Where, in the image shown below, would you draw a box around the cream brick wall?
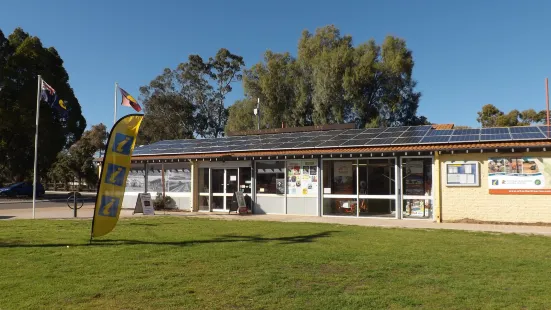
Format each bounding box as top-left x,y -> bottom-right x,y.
438,151 -> 551,223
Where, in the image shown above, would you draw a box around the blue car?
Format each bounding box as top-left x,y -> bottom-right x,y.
0,182 -> 45,197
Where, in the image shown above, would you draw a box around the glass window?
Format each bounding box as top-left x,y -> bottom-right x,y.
211,196 -> 224,209
403,199 -> 432,218
239,168 -> 252,194
147,164 -> 163,192
165,167 -> 191,193
402,158 -> 432,196
322,160 -> 356,195
358,199 -> 396,217
226,169 -> 238,193
126,168 -> 145,192
358,159 -> 396,196
287,160 -> 318,196
211,169 -> 224,193
256,161 -> 285,194
198,195 -> 209,211
199,168 -> 209,193
323,198 -> 357,216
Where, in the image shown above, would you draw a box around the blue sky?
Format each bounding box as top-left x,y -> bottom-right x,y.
1,0 -> 550,129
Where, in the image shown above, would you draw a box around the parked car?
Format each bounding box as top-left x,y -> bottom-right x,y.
0,182 -> 45,197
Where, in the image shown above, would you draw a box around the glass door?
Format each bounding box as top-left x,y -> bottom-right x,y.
401,157 -> 433,219
225,169 -> 238,210
211,169 -> 225,210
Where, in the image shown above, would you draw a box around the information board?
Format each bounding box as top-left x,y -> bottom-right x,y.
445,162 -> 479,186
235,191 -> 248,214
133,193 -> 155,215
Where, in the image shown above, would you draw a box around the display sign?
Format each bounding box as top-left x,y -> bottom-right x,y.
235,191 -> 248,214
287,160 -> 318,195
488,157 -> 551,194
446,162 -> 479,186
133,193 -> 155,215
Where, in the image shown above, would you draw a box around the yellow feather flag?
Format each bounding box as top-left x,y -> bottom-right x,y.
91,114 -> 143,238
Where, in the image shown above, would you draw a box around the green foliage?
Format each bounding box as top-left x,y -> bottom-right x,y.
477,104 -> 547,127
153,193 -> 175,210
0,27 -> 86,184
225,98 -> 258,133
47,124 -> 107,188
138,48 -> 244,144
232,25 -> 425,131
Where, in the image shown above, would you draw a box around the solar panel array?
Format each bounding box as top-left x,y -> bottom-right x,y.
133,125 -> 551,156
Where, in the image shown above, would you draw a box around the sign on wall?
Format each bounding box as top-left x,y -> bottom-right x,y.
287,160 -> 318,195
446,162 -> 479,186
488,157 -> 551,194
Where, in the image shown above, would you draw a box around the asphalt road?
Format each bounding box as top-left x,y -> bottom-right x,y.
0,191 -> 96,209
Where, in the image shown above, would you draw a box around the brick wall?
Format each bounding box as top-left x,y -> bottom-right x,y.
438,151 -> 551,223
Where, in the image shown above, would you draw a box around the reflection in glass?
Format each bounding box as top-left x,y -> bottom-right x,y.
358,199 -> 396,217
323,198 -> 357,216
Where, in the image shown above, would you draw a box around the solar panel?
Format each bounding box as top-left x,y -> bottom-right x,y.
277,142 -> 303,149
369,138 -> 398,145
425,130 -> 453,136
510,126 -> 541,134
375,132 -> 402,139
315,140 -> 343,148
479,134 -> 512,141
297,141 -> 323,148
354,133 -> 380,140
400,130 -> 428,137
453,129 -> 481,135
420,136 -> 451,143
511,132 -> 546,140
384,126 -> 409,133
340,139 -> 371,146
481,128 -> 510,135
538,126 -> 551,138
392,136 -> 423,145
449,135 -> 480,142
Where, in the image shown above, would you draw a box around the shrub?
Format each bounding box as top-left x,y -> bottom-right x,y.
153,193 -> 176,210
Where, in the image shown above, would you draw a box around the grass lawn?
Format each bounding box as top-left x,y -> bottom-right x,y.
1,217 -> 551,309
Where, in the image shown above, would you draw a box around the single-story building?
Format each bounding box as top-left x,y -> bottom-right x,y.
116,123 -> 551,224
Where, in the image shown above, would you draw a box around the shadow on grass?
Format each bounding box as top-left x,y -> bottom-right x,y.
0,231 -> 340,248
0,216 -> 15,219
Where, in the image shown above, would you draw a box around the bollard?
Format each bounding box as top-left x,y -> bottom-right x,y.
73,192 -> 77,218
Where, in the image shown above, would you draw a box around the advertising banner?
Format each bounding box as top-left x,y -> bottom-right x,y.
91,114 -> 143,238
488,157 -> 551,195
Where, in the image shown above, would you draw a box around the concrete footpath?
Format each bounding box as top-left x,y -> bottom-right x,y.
2,203 -> 551,237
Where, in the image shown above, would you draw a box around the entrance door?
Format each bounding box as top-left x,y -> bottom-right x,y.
401,157 -> 433,219
211,168 -> 238,211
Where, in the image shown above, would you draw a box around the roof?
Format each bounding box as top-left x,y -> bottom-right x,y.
130,125 -> 551,160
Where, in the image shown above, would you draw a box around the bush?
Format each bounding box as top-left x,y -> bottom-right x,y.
153,193 -> 176,210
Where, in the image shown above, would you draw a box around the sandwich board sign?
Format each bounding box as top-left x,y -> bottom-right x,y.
133,193 -> 155,215
235,191 -> 248,214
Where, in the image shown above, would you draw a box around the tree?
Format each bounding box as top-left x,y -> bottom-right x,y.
47,124 -> 107,189
0,28 -> 86,185
138,48 -> 244,144
476,104 -> 547,127
225,98 -> 258,133
230,25 -> 425,132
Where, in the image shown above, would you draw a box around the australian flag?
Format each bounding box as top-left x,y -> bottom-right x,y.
40,79 -> 68,119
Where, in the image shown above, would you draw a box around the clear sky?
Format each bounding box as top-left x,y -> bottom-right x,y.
1,0 -> 550,129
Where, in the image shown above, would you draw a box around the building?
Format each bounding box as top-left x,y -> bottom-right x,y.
120,124 -> 551,224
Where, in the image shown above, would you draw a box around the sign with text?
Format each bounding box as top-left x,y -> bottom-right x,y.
134,193 -> 155,215
235,191 -> 248,214
488,157 -> 551,194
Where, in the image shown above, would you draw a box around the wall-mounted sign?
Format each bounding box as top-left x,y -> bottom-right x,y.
446,162 -> 479,187
488,157 -> 551,194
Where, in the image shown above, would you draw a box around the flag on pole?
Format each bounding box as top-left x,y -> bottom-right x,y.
91,114 -> 144,238
40,79 -> 68,118
119,87 -> 142,112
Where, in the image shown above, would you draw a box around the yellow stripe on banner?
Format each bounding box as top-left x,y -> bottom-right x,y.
91,114 -> 143,238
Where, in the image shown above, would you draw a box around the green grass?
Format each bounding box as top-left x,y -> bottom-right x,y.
1,217 -> 551,310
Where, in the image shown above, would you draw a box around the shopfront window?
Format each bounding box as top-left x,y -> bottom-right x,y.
199,168 -> 209,193
402,158 -> 433,219
256,161 -> 285,194
322,160 -> 357,216
358,159 -> 395,196
286,160 -> 318,196
211,169 -> 224,193
239,168 -> 252,194
164,166 -> 191,193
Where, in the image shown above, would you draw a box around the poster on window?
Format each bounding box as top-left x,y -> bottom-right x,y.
404,160 -> 425,195
147,169 -> 163,192
166,168 -> 191,192
488,157 -> 551,194
287,160 -> 318,195
126,170 -> 145,192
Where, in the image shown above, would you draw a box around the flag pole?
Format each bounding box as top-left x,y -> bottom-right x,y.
32,75 -> 42,219
114,82 -> 118,125
546,77 -> 549,139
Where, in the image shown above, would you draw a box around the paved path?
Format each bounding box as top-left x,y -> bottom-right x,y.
2,203 -> 551,237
